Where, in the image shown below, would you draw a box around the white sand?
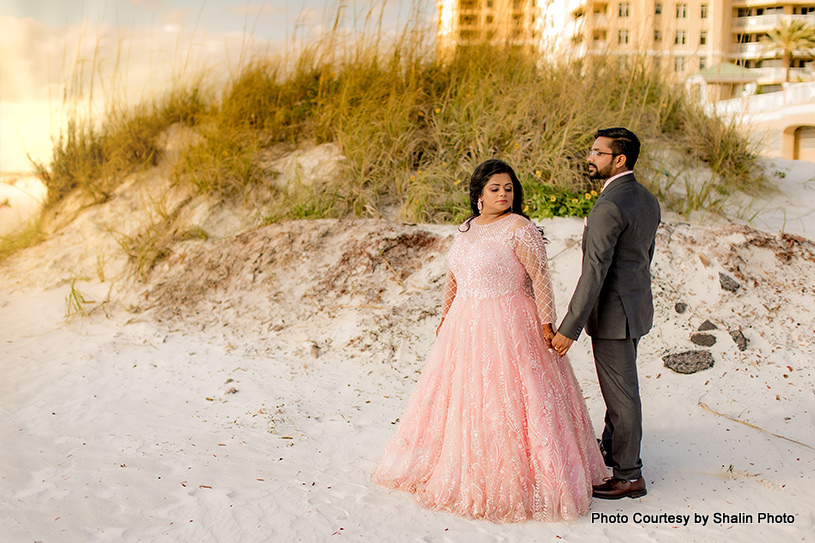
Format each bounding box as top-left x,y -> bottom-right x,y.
1,160 -> 814,542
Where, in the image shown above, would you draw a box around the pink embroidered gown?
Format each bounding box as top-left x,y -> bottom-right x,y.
372,214 -> 606,522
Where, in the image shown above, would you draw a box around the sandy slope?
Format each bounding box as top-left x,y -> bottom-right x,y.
1,166 -> 814,542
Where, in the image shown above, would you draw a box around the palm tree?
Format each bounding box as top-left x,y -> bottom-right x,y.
760,19 -> 815,82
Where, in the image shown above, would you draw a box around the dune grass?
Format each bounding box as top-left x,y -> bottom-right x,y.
27,20 -> 766,264
167,41 -> 765,224
0,219 -> 46,263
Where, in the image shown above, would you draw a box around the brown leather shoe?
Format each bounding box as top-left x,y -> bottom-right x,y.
592,477 -> 647,500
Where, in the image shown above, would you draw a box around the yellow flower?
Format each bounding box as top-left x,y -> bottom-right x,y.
442,162 -> 448,167
410,175 -> 416,181
454,179 -> 462,185
572,198 -> 579,203
549,195 -> 556,202
435,108 -> 441,113
591,190 -> 598,196
514,142 -> 520,149
535,170 -> 541,177
417,170 -> 423,175
585,193 -> 592,199
523,205 -> 529,212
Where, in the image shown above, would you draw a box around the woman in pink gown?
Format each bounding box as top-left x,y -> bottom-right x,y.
372,159 -> 606,522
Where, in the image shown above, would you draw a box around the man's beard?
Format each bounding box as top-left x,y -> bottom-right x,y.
588,162 -> 614,180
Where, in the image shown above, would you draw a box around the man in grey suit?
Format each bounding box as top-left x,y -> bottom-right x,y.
551,127 -> 660,500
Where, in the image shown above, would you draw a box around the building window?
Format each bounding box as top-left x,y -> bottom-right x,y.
486,14 -> 494,24
593,30 -> 607,42
655,3 -> 662,15
654,29 -> 662,42
675,30 -> 686,45
487,0 -> 494,7
701,4 -> 708,18
460,14 -> 478,26
700,31 -> 707,45
619,2 -> 630,17
618,29 -> 630,44
676,3 -> 687,18
513,0 -> 522,9
700,56 -> 707,69
674,57 -> 685,71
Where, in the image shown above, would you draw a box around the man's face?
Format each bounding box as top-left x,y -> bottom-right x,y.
587,137 -> 623,181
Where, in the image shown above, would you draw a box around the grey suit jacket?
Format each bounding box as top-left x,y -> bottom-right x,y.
558,172 -> 661,340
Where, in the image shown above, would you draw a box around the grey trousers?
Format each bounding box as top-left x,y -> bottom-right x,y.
591,336 -> 643,480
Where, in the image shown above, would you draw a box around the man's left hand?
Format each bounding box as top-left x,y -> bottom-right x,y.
551,332 -> 574,356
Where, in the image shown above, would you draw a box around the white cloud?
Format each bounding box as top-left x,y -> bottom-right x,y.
0,12 -> 290,173
0,0 -> 434,173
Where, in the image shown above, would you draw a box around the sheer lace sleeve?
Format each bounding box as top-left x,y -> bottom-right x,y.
440,267 -> 457,325
513,221 -> 556,326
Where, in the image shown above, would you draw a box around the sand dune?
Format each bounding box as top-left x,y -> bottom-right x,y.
1,161 -> 814,542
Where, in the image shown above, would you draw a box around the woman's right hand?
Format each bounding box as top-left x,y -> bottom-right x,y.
541,323 -> 555,348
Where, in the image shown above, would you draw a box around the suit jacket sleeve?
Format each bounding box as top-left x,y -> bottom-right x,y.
557,199 -> 624,340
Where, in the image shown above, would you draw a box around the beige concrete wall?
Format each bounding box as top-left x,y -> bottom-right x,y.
746,112 -> 815,159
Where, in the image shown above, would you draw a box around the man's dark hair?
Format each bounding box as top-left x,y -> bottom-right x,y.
595,127 -> 640,170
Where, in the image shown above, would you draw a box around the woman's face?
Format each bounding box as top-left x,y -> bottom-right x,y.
480,173 -> 513,215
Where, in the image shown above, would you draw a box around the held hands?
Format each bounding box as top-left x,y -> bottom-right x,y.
551,332 -> 574,356
541,323 -> 555,348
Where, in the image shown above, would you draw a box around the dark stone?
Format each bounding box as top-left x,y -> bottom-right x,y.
719,272 -> 741,292
698,319 -> 718,331
674,302 -> 688,314
663,350 -> 715,374
730,329 -> 748,351
690,332 -> 717,347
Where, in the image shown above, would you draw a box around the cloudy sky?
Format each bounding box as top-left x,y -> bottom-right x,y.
0,0 -> 433,173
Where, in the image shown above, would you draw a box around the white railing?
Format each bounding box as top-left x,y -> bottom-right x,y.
750,67 -> 814,83
729,42 -> 771,56
731,13 -> 815,30
714,81 -> 815,116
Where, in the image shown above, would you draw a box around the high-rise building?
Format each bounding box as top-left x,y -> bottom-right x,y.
438,1 -> 815,91
569,1 -> 815,87
436,0 -> 564,57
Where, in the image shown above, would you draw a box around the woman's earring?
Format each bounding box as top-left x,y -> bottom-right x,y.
477,199 -> 483,212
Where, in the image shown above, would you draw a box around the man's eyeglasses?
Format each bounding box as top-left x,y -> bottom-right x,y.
588,150 -> 619,158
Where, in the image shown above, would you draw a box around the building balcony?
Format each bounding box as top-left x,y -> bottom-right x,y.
731,13 -> 815,31
752,67 -> 814,84
730,42 -> 771,58
729,42 -> 814,61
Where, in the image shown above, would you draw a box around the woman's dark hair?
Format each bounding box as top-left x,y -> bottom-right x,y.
460,159 -> 530,232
